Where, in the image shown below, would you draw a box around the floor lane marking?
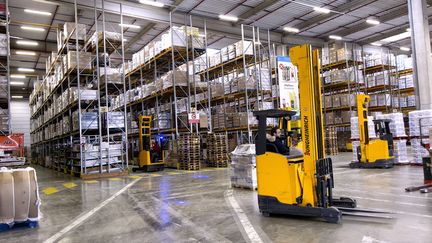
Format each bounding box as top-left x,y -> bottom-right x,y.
362,235 -> 389,243
128,175 -> 142,179
150,174 -> 161,177
224,190 -> 263,243
83,180 -> 99,184
166,172 -> 181,175
42,187 -> 59,195
43,177 -> 142,243
109,177 -> 122,181
63,182 -> 78,189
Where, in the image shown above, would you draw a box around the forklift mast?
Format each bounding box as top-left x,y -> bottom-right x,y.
289,44 -> 325,207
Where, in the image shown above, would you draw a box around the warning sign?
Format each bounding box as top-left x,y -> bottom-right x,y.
188,112 -> 200,124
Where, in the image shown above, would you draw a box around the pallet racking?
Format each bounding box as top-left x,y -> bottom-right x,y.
0,0 -> 9,135
29,0 -> 128,179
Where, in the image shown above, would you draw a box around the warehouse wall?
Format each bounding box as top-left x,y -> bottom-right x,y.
10,99 -> 31,147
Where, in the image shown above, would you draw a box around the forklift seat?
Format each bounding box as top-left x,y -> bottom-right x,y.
266,143 -> 279,153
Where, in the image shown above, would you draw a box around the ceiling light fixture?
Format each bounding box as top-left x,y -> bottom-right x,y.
400,47 -> 410,51
16,40 -> 39,46
406,28 -> 411,32
313,7 -> 331,14
366,18 -> 380,25
119,23 -> 141,29
329,35 -> 342,40
11,75 -> 26,79
139,0 -> 164,7
32,0 -> 60,5
10,81 -> 25,86
371,43 -> 382,47
381,32 -> 411,42
218,15 -> 238,22
12,96 -> 24,99
21,26 -> 45,32
24,9 -> 52,16
16,51 -> 36,56
18,68 -> 35,72
283,27 -> 300,33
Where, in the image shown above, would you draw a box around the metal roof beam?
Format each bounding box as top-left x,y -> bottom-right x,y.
329,5 -> 408,37
123,22 -> 156,50
294,0 -> 375,31
238,0 -> 278,22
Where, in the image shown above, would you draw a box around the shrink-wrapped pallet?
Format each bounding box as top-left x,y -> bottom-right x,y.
230,144 -> 257,190
350,116 -> 377,139
409,110 -> 432,164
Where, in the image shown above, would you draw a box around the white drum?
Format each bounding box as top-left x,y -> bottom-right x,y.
12,169 -> 31,222
0,168 -> 15,225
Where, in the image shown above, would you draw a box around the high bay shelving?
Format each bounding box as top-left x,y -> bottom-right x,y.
0,0 -> 9,135
29,0 -> 283,174
30,0 -> 128,179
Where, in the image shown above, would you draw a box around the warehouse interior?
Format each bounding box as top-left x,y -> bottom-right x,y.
1,0 -> 432,242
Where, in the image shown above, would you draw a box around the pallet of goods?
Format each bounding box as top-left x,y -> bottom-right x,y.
0,167 -> 40,232
177,134 -> 201,170
207,133 -> 229,167
230,144 -> 257,190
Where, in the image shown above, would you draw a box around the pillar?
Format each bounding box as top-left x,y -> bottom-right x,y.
408,0 -> 432,109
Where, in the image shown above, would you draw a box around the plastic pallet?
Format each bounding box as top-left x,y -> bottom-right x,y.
0,220 -> 39,232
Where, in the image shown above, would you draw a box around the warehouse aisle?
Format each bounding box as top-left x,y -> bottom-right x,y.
2,153 -> 432,243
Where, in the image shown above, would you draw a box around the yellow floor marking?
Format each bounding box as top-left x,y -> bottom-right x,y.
84,180 -> 99,184
166,172 -> 180,175
43,187 -> 59,195
150,174 -> 161,177
128,175 -> 142,179
109,177 -> 122,181
63,182 -> 78,189
215,168 -> 227,170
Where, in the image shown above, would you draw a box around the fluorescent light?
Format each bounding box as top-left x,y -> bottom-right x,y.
10,81 -> 25,86
329,35 -> 342,40
18,68 -> 35,72
406,28 -> 411,32
119,23 -> 140,29
12,96 -> 24,99
16,40 -> 39,46
283,27 -> 300,33
11,75 -> 26,79
139,0 -> 164,7
16,51 -> 36,56
21,26 -> 45,32
400,47 -> 410,51
371,43 -> 382,47
33,0 -> 60,5
218,15 -> 238,22
381,32 -> 411,42
24,9 -> 52,16
313,7 -> 330,14
366,18 -> 380,25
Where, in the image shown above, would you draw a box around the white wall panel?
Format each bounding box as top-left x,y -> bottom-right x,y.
10,99 -> 30,147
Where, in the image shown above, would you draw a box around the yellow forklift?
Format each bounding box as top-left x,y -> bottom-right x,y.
254,44 -> 391,223
132,115 -> 165,172
349,94 -> 395,169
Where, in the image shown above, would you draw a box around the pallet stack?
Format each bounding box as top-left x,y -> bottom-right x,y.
207,133 -> 229,167
325,126 -> 338,155
178,134 -> 201,170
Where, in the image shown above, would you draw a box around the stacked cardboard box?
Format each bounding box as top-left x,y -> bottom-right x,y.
409,110 -> 432,164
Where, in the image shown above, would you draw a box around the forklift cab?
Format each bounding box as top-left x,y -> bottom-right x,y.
254,109 -> 303,160
373,119 -> 394,156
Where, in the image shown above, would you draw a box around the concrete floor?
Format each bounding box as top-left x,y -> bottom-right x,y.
2,152 -> 432,243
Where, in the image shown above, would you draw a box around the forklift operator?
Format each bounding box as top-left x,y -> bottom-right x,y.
267,127 -> 290,155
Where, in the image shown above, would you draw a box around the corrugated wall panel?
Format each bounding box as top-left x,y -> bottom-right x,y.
10,100 -> 31,147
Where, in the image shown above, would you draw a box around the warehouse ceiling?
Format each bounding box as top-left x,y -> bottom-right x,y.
8,0 -> 431,97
